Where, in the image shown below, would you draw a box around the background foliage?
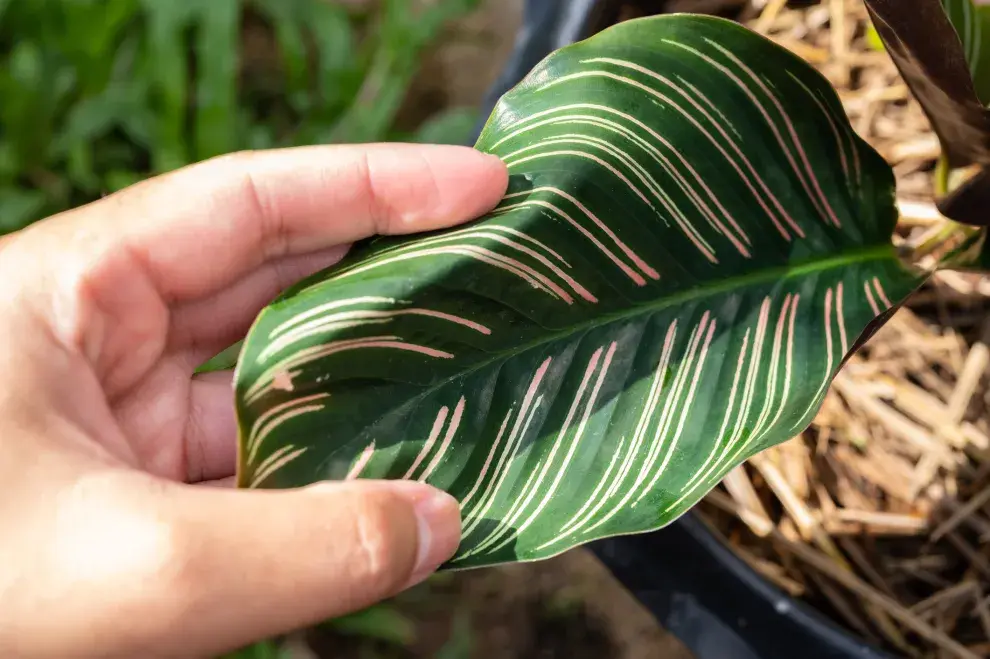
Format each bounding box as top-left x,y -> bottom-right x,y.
0,0 -> 481,234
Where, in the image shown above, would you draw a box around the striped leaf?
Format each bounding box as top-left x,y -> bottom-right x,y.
234,15 -> 924,568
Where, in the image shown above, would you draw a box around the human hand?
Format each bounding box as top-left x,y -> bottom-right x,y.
0,144 -> 508,658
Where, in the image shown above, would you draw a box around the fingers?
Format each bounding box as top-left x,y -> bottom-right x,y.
22,144 -> 506,393
168,245 -> 350,360
61,144 -> 508,303
10,470 -> 459,658
184,371 -> 237,483
111,368 -> 239,484
147,479 -> 460,657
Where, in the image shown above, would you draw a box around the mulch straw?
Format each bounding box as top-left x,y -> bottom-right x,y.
683,1 -> 990,657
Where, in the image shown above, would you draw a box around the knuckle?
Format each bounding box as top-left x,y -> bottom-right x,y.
223,151 -> 290,261
348,490 -> 414,593
355,151 -> 394,236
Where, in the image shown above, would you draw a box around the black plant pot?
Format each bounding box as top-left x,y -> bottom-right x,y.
470,3 -> 894,658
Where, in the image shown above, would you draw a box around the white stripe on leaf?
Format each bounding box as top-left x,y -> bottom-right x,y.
668,326 -> 751,512
259,307 -> 492,363
663,40 -> 843,230
245,337 -> 454,403
330,245 -> 575,303
245,393 -> 330,464
554,63 -> 804,241
471,342 -> 618,559
872,277 -> 892,308
696,297 -> 773,491
419,397 -> 466,484
346,441 -> 376,480
249,445 -> 308,488
557,321 -> 678,539
504,135 -> 719,262
460,358 -> 553,537
459,408 -> 513,511
402,406 -> 449,480
269,296 -> 397,338
496,192 -> 653,284
584,312 -> 710,535
464,347 -> 606,556
495,103 -> 751,253
638,313 -> 716,501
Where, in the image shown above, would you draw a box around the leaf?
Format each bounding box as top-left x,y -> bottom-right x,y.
434,612 -> 473,659
935,223 -> 988,270
0,187 -> 47,233
327,0 -> 478,143
254,0 -> 310,98
192,0 -> 240,160
218,640 -> 286,659
141,0 -> 193,172
865,0 -> 990,226
864,22 -> 885,52
937,165 -> 990,223
306,0 -> 354,110
52,81 -> 147,157
942,0 -> 990,105
196,340 -> 244,374
935,1 -> 990,226
105,169 -> 144,193
234,15 -> 924,568
411,107 -> 479,145
866,0 -> 990,167
324,604 -> 417,646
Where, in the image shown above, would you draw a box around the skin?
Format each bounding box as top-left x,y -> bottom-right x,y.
0,144 -> 509,659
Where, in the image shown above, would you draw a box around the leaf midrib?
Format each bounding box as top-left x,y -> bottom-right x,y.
448,243 -> 902,382
246,243 -> 901,417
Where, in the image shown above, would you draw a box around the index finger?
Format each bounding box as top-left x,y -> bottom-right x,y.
58,143 -> 508,303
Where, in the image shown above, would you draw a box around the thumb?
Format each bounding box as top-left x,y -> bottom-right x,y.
151,479 -> 460,656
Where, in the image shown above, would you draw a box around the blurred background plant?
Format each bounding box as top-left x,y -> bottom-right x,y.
0,0 -> 482,234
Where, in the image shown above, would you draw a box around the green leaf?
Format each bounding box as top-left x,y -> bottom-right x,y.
308,0 -> 354,111
942,0 -> 990,105
254,0 -> 310,98
218,640 -> 286,659
0,187 -> 47,233
53,81 -> 147,157
434,612 -> 473,659
141,0 -> 193,172
864,22 -> 885,52
328,0 -> 477,143
234,15 -> 924,568
196,340 -> 244,374
105,169 -> 144,193
192,0 -> 240,160
324,604 -> 417,646
411,108 -> 479,145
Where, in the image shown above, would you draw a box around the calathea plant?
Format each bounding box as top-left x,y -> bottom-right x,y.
231,14 -> 927,568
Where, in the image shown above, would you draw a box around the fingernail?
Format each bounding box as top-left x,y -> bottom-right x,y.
406,488 -> 461,588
